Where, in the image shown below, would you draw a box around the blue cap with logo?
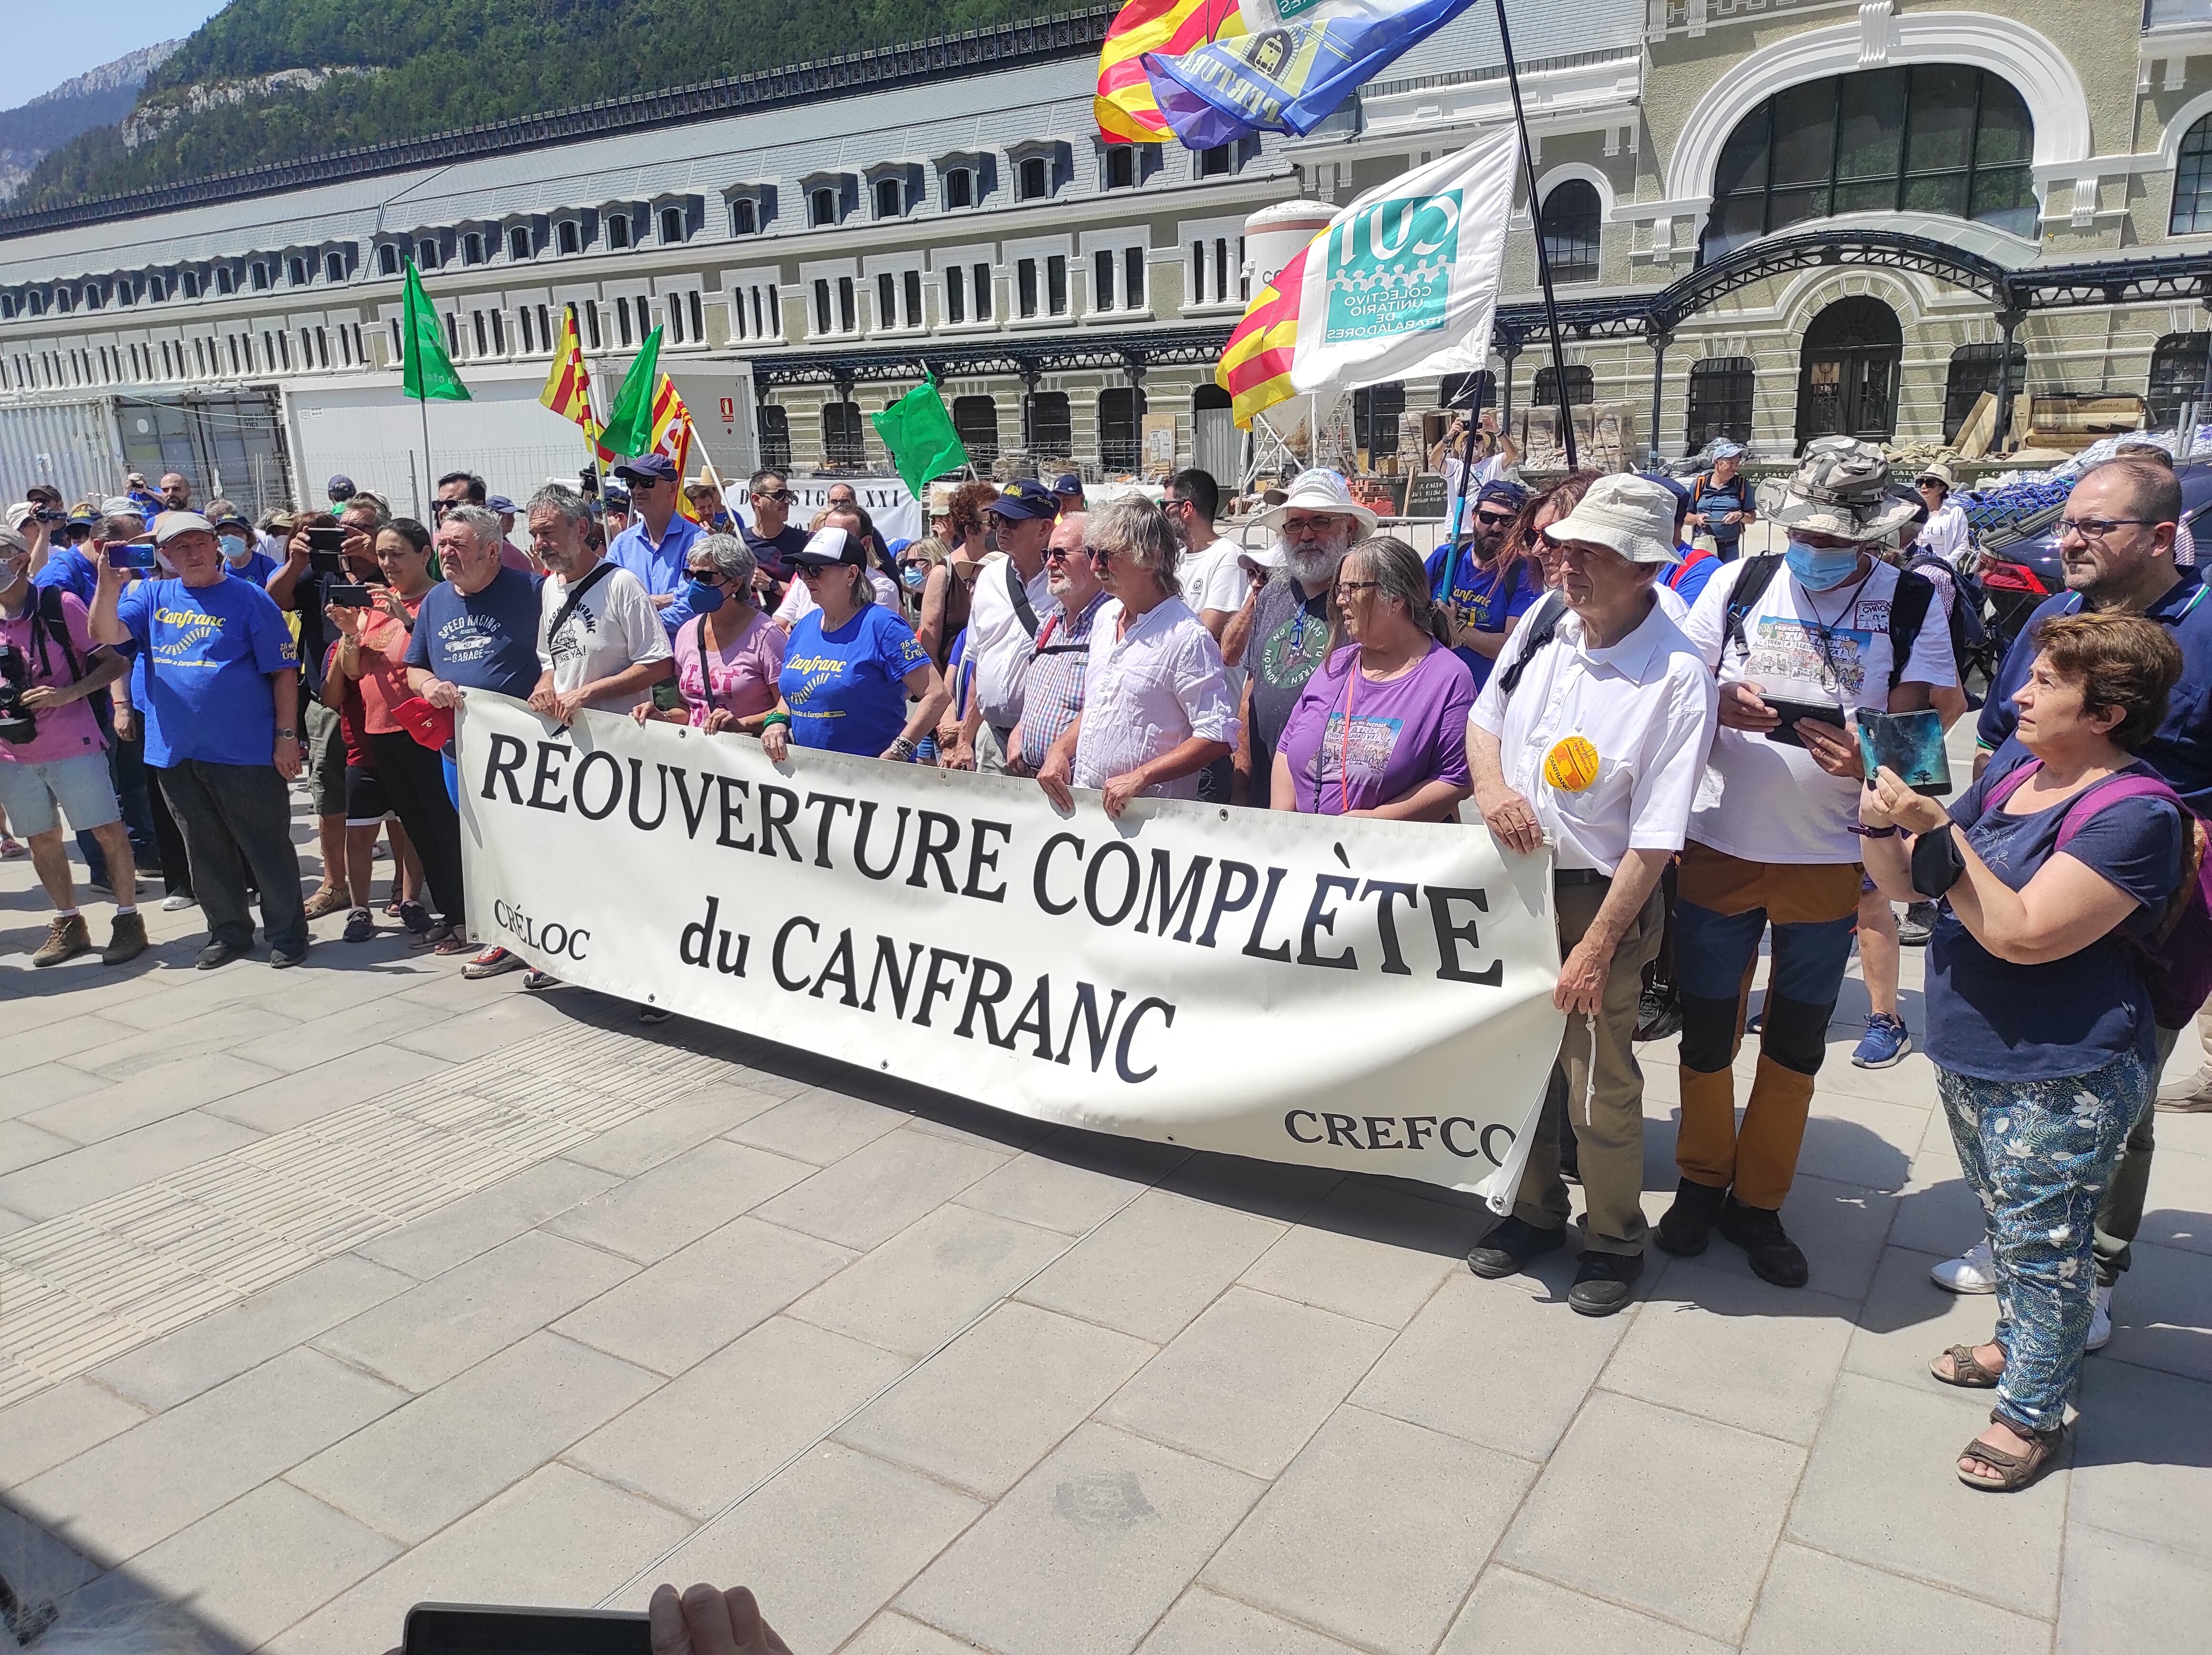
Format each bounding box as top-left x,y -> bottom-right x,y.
613,453 -> 678,485
1050,472 -> 1084,497
989,478 -> 1061,521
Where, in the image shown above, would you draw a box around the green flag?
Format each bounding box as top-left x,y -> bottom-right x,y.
872,376 -> 969,496
601,326 -> 665,460
400,260 -> 469,402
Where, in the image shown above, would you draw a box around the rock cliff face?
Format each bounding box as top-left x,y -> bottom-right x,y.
117,65 -> 374,151
0,41 -> 181,199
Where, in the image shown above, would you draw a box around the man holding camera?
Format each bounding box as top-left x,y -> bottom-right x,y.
0,527 -> 145,966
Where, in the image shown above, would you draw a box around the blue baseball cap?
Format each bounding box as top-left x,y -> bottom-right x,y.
1050,472 -> 1084,497
989,478 -> 1061,521
1710,440 -> 1746,460
487,494 -> 517,514
613,453 -> 678,485
326,473 -> 356,498
1474,480 -> 1528,512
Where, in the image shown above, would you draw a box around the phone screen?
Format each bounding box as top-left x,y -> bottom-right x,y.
405,1605 -> 651,1655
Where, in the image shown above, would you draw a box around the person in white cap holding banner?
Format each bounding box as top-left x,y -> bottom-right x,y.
1465,474 -> 1718,1316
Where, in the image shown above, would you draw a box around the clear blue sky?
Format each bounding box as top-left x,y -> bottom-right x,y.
13,0 -> 229,109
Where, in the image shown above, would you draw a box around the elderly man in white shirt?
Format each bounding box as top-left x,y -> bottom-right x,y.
1465,474 -> 1720,1317
1036,496 -> 1236,818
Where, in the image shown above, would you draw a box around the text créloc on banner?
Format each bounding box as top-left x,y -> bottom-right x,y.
458,695 -> 1566,1202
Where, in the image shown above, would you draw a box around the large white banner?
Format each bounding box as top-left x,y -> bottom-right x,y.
457,695 -> 1565,1203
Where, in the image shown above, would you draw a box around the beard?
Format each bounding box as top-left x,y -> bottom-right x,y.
1284,535 -> 1348,587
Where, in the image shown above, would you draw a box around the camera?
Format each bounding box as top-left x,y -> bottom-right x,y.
578,466 -> 599,499
0,645 -> 36,745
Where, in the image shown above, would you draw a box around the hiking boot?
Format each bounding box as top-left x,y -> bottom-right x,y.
1654,1177 -> 1729,1257
1567,1250 -> 1644,1317
100,911 -> 148,966
1466,1216 -> 1566,1280
1719,1195 -> 1809,1287
303,884 -> 349,920
1850,1011 -> 1912,1070
1897,901 -> 1937,946
31,914 -> 91,968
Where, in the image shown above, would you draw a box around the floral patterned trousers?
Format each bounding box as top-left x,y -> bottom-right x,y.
1936,1050 -> 2150,1437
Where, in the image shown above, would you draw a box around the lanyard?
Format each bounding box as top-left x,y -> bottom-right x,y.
1797,563 -> 1876,695
1336,656 -> 1359,815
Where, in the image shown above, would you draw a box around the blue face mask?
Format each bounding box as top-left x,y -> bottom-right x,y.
684,577 -> 726,615
220,534 -> 249,562
901,565 -> 927,591
1784,540 -> 1863,592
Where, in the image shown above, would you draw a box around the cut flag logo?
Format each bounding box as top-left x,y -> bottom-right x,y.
1215,125 -> 1518,428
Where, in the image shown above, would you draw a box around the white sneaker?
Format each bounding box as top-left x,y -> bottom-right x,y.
2088,1284 -> 2113,1352
160,893 -> 196,912
1931,1240 -> 1998,1294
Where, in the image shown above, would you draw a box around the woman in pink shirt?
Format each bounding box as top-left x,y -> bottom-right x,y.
635,535 -> 786,736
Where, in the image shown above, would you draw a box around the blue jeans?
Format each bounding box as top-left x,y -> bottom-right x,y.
1937,1049 -> 2148,1436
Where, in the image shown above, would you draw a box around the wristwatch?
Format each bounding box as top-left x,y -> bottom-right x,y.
1846,821 -> 1897,838
275,726 -> 297,740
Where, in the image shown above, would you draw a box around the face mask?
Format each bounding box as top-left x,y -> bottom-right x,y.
220,534 -> 249,562
684,577 -> 726,615
901,565 -> 927,591
1784,541 -> 1862,592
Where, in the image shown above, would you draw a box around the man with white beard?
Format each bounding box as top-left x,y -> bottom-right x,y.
1229,470 -> 1377,800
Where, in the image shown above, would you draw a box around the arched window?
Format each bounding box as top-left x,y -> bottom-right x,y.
1533,364 -> 1594,406
2149,334 -> 2209,427
1685,357 -> 1756,448
1539,181 -> 1602,284
2175,118 -> 2212,234
1025,391 -> 1072,456
1704,64 -> 2035,260
759,405 -> 792,470
660,206 -> 686,244
1944,341 -> 2029,441
1018,156 -> 1050,200
953,396 -> 1000,465
946,168 -> 974,208
509,226 -> 532,260
823,401 -> 866,469
874,178 -> 904,219
810,187 -> 838,227
732,198 -> 758,236
607,214 -> 631,249
557,220 -> 581,255
325,250 -> 347,281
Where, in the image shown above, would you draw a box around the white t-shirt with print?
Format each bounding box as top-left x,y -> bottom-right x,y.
537,561 -> 672,714
1682,556 -> 1957,865
1176,539 -> 1250,616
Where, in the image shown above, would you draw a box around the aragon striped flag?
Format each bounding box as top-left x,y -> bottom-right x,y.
538,304 -> 610,460
1096,0 -> 1245,143
1215,236 -> 1317,429
648,374 -> 704,523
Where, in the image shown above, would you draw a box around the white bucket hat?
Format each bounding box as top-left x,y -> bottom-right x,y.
1542,474 -> 1682,565
1253,468 -> 1379,539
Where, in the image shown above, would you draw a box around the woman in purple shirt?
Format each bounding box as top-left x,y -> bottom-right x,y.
1272,536 -> 1477,820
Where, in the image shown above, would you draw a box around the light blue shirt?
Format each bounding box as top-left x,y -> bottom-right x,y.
607,512 -> 704,637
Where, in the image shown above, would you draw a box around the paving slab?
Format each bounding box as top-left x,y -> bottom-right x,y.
2069,1356 -> 2212,1560
752,1125 -> 1008,1249
1237,1180 -> 1474,1330
2057,1525 -> 2212,1655
951,1134 -> 1184,1236
786,1203 -> 1067,1359
1743,1543 -> 2052,1654
722,1085 -> 915,1165
1014,1187 -> 1286,1343
563,1081 -> 789,1176
351,1157 -> 619,1279
1136,1587 -> 1363,1654
543,1137 -> 815,1264
0,1377 -> 149,1486
1438,1567 -> 1732,1655
201,1042 -> 458,1134
0,1111 -> 265,1220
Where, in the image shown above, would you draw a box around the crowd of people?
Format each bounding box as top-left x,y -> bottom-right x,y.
3,425 -> 2206,1495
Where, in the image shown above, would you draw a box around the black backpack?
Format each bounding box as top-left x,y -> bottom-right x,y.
1721,553 -> 1941,693
1905,546 -> 1989,666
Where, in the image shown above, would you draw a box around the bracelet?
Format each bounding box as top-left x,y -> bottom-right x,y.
1846,822 -> 1898,838
886,736 -> 918,760
760,711 -> 792,730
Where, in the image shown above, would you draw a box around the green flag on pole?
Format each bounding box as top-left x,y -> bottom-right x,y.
872,375 -> 969,496
400,260 -> 469,402
600,326 -> 665,460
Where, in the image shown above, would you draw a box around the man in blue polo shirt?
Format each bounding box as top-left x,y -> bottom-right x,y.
605,452 -> 703,637
1935,455 -> 2212,1348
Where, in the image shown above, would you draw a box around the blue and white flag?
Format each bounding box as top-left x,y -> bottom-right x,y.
1143,0 -> 1475,148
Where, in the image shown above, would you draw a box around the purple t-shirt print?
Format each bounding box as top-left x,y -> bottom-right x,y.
1278,642 -> 1475,815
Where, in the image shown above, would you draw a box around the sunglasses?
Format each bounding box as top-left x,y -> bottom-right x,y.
1475,510 -> 1517,529
794,564 -> 840,581
752,488 -> 791,503
1044,546 -> 1084,563
1084,545 -> 1117,567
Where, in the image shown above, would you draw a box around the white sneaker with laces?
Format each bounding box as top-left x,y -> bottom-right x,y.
1931,1239 -> 1998,1294
160,893 -> 196,912
2088,1284 -> 2113,1352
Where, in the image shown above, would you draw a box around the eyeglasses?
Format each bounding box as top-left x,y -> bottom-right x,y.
1333,580 -> 1380,600
627,477 -> 664,492
1475,510 -> 1517,529
2057,517 -> 2156,543
752,489 -> 791,503
1281,515 -> 1338,536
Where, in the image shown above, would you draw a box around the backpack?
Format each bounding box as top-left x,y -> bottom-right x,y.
1492,590 -> 1568,697
1721,553 -> 1938,693
1905,547 -> 1989,664
1983,758 -> 2212,1030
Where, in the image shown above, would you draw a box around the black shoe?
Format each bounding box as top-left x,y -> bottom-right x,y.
196,939 -> 247,971
1567,1250 -> 1644,1317
1654,1177 -> 1730,1257
1467,1216 -> 1566,1280
269,941 -> 309,970
1897,901 -> 1937,947
1718,1195 -> 1809,1287
1558,1125 -> 1581,1185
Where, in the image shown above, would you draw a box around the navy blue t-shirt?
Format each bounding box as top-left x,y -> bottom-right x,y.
404,565 -> 544,698
1926,757 -> 2184,1082
742,522 -> 809,582
1423,546 -> 1537,689
1978,582 -> 2212,814
1691,472 -> 1754,555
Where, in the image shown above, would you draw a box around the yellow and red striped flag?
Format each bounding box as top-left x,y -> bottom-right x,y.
538,304 -> 609,460
1215,234 -> 1320,429
648,374 -> 704,523
1096,0 -> 1245,144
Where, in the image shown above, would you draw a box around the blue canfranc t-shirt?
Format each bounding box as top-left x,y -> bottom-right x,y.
780,604 -> 930,756
1423,546 -> 1538,690
1978,582 -> 2212,813
31,547 -> 99,605
404,566 -> 545,697
116,573 -> 300,768
1926,758 -> 2184,1082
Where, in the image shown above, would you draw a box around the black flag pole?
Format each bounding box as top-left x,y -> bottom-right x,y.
1495,0 -> 1579,472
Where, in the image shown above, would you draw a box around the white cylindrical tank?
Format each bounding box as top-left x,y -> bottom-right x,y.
1241,199 -> 1333,296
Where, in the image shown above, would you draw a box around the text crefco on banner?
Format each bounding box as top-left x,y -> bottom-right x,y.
458,695 -> 1566,1204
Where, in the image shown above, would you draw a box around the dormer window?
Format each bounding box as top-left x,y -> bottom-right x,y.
659,205 -> 686,244
874,178 -> 904,218
250,261 -> 270,291
1198,145 -> 1232,177
558,220 -> 580,254
1105,148 -> 1135,189
810,187 -> 838,227
608,213 -> 631,249
83,285 -> 101,310
732,198 -> 758,235
509,225 -> 532,260
215,267 -> 236,295
1018,156 -> 1049,199
325,251 -> 346,281
463,232 -> 485,266
182,271 -> 201,298
288,256 -> 309,286
378,244 -> 399,276
417,239 -> 440,269
947,169 -> 973,208
149,274 -> 168,301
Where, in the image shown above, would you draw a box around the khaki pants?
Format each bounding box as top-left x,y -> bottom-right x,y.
1513,879 -> 1667,1256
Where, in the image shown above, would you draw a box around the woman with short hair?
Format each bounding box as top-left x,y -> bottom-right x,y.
762,527 -> 948,761
634,534 -> 784,736
1035,497 -> 1236,818
1272,537 -> 1475,820
1860,611 -> 2187,1492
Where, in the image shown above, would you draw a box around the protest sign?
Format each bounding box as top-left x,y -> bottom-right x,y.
458,695 -> 1567,1204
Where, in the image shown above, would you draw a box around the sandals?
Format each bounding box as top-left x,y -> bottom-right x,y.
1931,1343 -> 2004,1389
1957,1413 -> 2065,1492
429,926 -> 470,957
303,885 -> 350,920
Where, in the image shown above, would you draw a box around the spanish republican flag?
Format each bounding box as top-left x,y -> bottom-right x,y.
1096,0 -> 1245,143
538,304 -> 609,460
649,374 -> 704,523
1216,234 -> 1320,429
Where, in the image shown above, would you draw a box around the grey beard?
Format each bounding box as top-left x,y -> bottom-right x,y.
1285,541 -> 1345,586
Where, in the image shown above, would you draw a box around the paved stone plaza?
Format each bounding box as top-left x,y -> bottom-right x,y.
1,788 -> 2209,1655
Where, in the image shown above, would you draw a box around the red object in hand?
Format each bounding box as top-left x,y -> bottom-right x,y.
392,695 -> 456,751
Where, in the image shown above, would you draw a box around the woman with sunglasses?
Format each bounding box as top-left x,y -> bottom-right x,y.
762,526 -> 947,762
633,534 -> 785,737
1274,536 -> 1475,820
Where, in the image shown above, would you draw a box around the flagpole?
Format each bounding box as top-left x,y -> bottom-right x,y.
1494,0 -> 1578,474
417,393 -> 434,514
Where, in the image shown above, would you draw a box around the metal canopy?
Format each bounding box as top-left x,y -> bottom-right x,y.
750,326 -> 1235,393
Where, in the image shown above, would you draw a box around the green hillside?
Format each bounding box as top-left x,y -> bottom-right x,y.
11,0 -> 1074,212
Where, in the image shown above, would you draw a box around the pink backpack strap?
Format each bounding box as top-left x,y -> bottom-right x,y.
1980,757 -> 2042,813
2054,772 -> 2184,849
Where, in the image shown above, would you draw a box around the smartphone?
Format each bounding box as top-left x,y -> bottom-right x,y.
326,583 -> 376,607
404,1604 -> 651,1655
1858,707 -> 1953,796
104,543 -> 157,571
1761,698 -> 1847,750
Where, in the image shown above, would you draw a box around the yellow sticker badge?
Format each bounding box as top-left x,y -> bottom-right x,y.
1543,735 -> 1600,792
